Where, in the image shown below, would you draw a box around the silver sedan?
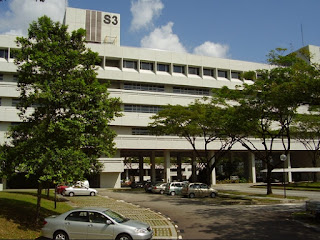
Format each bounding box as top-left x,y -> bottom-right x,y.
63,187 -> 98,197
41,207 -> 153,240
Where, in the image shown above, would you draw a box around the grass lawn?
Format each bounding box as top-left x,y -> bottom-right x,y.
0,191 -> 72,239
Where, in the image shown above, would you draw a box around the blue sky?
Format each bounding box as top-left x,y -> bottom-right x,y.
0,0 -> 319,63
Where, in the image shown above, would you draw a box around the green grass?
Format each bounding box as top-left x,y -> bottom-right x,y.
0,191 -> 72,239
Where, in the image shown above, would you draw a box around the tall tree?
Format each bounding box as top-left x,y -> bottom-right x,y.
1,16 -> 121,222
215,48 -> 316,194
149,99 -> 245,185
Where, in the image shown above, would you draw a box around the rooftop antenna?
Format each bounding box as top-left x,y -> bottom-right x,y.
301,24 -> 305,47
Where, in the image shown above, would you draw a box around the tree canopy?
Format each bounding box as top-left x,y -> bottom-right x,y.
149,99 -> 245,185
214,48 -> 318,194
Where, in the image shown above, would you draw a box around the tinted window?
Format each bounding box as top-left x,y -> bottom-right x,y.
89,212 -> 108,224
66,211 -> 89,222
200,184 -> 209,189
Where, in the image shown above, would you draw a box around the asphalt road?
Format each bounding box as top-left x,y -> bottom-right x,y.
99,186 -> 320,240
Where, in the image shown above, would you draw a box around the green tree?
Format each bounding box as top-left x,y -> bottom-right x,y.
149,99 -> 244,185
293,113 -> 320,182
1,16 -> 121,222
215,48 -> 316,194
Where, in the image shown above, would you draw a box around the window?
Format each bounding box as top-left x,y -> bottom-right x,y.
188,67 -> 200,76
157,63 -> 170,72
89,212 -> 107,224
12,99 -> 20,107
105,58 -> 120,68
124,104 -> 162,113
0,98 -> 1,106
66,211 -> 89,222
132,128 -> 150,135
123,83 -> 164,92
10,49 -> 18,59
218,70 -> 228,78
203,68 -> 214,77
95,57 -> 103,67
13,75 -> 18,82
231,72 -> 240,79
173,65 -> 185,74
140,62 -> 154,71
0,74 -> 3,81
0,49 -> 8,59
173,87 -> 209,96
123,60 -> 137,70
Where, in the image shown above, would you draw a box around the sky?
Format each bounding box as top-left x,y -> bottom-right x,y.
0,0 -> 319,63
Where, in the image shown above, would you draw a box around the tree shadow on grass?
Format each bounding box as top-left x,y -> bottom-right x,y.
0,194 -> 66,232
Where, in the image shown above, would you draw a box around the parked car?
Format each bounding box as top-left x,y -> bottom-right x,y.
181,183 -> 218,198
56,184 -> 69,194
63,186 -> 98,197
130,181 -> 145,188
151,183 -> 167,194
144,181 -> 153,192
41,207 -> 153,240
164,182 -> 186,196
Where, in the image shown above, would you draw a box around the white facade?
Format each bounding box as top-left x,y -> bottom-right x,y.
0,7 -> 319,189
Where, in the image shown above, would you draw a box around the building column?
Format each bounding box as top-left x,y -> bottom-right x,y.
177,154 -> 182,181
151,151 -> 156,183
248,152 -> 256,184
191,152 -> 197,182
210,151 -> 216,185
286,153 -> 292,183
164,151 -> 171,183
139,156 -> 144,182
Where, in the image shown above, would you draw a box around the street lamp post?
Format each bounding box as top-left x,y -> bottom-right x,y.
280,154 -> 287,198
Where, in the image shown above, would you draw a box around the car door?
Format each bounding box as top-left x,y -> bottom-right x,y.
87,211 -> 115,239
200,184 -> 209,197
64,211 -> 89,239
192,184 -> 201,197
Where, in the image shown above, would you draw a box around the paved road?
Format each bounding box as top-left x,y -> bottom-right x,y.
99,186 -> 320,240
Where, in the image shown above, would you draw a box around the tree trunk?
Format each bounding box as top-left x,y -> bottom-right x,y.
266,167 -> 273,195
35,183 -> 42,223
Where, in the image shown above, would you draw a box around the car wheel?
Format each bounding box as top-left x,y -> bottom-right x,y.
90,191 -> 96,196
69,192 -> 74,197
170,191 -> 176,196
116,233 -> 133,240
54,231 -> 69,240
189,193 -> 195,198
160,190 -> 164,194
210,192 -> 217,198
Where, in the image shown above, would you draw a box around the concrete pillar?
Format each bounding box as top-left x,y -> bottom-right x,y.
248,152 -> 256,184
286,153 -> 292,183
151,151 -> 156,183
164,151 -> 171,183
177,155 -> 182,181
126,169 -> 129,181
191,152 -> 197,182
139,156 -> 144,182
210,151 -> 216,185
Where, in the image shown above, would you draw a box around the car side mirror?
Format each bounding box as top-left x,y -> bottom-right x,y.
106,220 -> 113,225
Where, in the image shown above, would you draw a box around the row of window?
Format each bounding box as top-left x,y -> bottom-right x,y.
124,104 -> 162,114
123,83 -> 209,96
104,58 -> 249,80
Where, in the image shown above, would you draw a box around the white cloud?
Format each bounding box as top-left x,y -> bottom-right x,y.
140,22 -> 187,53
0,0 -> 67,36
130,0 -> 164,32
193,41 -> 230,58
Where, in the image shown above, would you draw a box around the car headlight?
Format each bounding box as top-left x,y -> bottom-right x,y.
135,228 -> 148,233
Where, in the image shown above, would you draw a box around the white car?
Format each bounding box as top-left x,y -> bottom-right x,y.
63,186 -> 98,197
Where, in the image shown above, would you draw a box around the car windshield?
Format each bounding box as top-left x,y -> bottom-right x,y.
103,209 -> 128,223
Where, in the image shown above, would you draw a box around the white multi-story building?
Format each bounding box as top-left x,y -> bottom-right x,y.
1,7 -> 319,189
